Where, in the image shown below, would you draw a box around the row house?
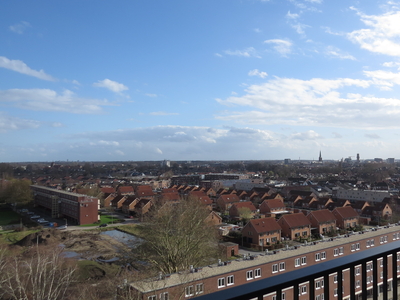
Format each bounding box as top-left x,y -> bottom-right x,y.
216,194 -> 240,212
277,213 -> 312,240
307,209 -> 336,235
259,199 -> 287,218
332,206 -> 359,229
228,201 -> 257,220
242,217 -> 281,247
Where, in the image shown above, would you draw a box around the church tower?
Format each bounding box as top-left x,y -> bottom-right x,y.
318,151 -> 322,163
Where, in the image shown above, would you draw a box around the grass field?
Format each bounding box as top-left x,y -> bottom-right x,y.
0,210 -> 20,226
78,214 -> 124,227
0,229 -> 39,246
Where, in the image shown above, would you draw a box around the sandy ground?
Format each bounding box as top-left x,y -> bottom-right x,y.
16,229 -> 132,260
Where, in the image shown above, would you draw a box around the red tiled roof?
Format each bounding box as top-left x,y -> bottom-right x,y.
231,201 -> 256,212
279,213 -> 311,228
248,218 -> 281,234
219,194 -> 240,203
308,209 -> 336,223
333,206 -> 359,219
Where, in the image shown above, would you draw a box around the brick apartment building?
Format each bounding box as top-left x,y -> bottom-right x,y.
31,185 -> 98,225
131,225 -> 400,300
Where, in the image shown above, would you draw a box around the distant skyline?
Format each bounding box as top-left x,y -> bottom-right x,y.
2,1 -> 400,162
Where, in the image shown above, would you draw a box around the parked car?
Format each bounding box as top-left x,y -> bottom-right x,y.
56,225 -> 67,230
37,219 -> 48,224
99,223 -> 108,227
27,211 -> 34,215
30,215 -> 40,219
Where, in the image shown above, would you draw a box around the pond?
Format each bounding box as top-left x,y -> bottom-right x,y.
100,229 -> 142,247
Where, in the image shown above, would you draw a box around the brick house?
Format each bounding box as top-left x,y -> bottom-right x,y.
216,194 -> 240,212
121,196 -> 139,214
307,209 -> 337,235
242,217 -> 282,247
332,206 -> 359,229
277,213 -> 311,240
229,201 -> 257,219
259,199 -> 287,218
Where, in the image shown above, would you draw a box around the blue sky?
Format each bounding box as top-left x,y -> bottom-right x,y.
1,0 -> 400,162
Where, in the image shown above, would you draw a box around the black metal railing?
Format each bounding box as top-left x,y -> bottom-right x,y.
196,241 -> 400,300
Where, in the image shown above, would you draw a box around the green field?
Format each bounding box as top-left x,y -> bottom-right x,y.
0,210 -> 20,226
78,214 -> 124,227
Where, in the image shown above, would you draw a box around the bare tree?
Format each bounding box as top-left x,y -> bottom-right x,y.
135,197 -> 220,275
1,245 -> 76,300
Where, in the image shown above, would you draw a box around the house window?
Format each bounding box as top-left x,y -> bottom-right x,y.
351,244 -> 356,252
272,264 -> 278,273
356,267 -> 360,275
160,292 -> 169,300
279,262 -> 285,271
334,275 -> 338,283
380,271 -> 383,279
380,259 -> 383,267
247,270 -> 253,280
301,256 -> 307,265
334,288 -> 338,297
370,239 -> 375,246
227,275 -> 234,286
282,292 -> 286,300
195,283 -> 203,294
315,253 -> 320,261
295,258 -> 300,267
148,296 -> 156,300
380,237 -> 384,244
185,286 -> 194,297
339,247 -> 344,255
255,268 -> 261,278
300,285 -> 307,295
302,231 -> 307,236
218,278 -> 225,288
356,280 -> 360,288
356,243 -> 360,250
316,281 -> 321,289
321,251 -> 326,260
334,248 -> 338,256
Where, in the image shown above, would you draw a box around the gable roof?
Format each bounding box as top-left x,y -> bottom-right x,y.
231,201 -> 256,212
308,209 -> 336,223
247,217 -> 281,234
218,194 -> 240,203
279,213 -> 311,228
333,206 -> 359,219
261,199 -> 285,209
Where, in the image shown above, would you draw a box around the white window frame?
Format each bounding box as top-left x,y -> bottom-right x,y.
279,262 -> 285,271
334,248 -> 338,256
295,258 -> 300,267
255,268 -> 261,278
246,270 -> 254,281
185,285 -> 194,297
160,292 -> 169,300
195,283 -> 203,295
218,278 -> 225,288
227,275 -> 234,286
321,251 -> 326,260
301,256 -> 307,265
315,253 -> 321,261
339,247 -> 344,255
272,264 -> 278,273
148,296 -> 157,300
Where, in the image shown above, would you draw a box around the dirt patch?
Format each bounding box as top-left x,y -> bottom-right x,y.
15,229 -> 132,260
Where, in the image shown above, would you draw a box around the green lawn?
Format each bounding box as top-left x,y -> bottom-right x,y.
0,229 -> 39,246
0,210 -> 20,226
78,214 -> 124,227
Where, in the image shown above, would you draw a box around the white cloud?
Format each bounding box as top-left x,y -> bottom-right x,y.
0,113 -> 40,133
382,61 -> 400,69
347,9 -> 400,56
248,69 -> 268,78
365,133 -> 381,139
286,11 -> 299,19
254,28 -> 262,33
9,21 -> 31,34
149,111 -> 179,116
215,76 -> 400,129
224,47 -> 261,58
325,46 -> 356,60
291,130 -> 323,140
264,39 -> 293,56
93,79 -> 128,93
0,88 -> 113,114
145,93 -> 158,97
0,56 -> 56,81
